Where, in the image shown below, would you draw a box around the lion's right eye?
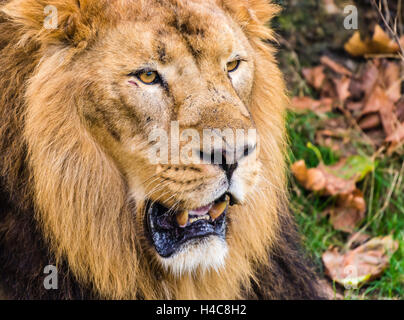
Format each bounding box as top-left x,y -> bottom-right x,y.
227,60 -> 241,73
137,70 -> 159,85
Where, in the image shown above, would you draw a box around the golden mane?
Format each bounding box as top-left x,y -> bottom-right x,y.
0,0 -> 294,299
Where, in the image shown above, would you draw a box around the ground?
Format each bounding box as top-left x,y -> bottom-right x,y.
274,0 -> 404,299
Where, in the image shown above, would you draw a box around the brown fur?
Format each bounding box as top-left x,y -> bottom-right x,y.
0,0 -> 324,299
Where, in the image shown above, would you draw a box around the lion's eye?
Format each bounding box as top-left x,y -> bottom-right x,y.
137,70 -> 159,85
227,60 -> 241,73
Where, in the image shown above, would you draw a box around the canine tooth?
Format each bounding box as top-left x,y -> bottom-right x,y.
176,211 -> 189,227
209,195 -> 229,220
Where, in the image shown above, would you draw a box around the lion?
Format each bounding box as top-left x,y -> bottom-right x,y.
0,0 -> 324,299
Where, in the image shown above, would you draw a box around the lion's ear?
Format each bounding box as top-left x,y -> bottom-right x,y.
220,0 -> 281,40
1,0 -> 96,46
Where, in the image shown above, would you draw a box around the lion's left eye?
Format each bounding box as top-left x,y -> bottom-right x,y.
227,60 -> 241,73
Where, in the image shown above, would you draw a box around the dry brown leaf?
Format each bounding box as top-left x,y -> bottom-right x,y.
379,102 -> 398,137
344,25 -> 400,57
291,96 -> 333,113
397,99 -> 404,122
358,113 -> 381,131
324,189 -> 366,233
362,85 -> 392,115
381,61 -> 402,103
386,123 -> 404,154
332,76 -> 351,103
320,56 -> 352,76
356,61 -> 380,99
322,236 -> 399,288
292,157 -> 374,232
361,85 -> 398,136
302,65 -> 326,90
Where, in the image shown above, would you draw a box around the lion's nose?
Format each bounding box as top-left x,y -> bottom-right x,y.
198,144 -> 256,181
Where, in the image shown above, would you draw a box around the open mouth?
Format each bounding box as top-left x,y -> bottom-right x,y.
146,193 -> 233,258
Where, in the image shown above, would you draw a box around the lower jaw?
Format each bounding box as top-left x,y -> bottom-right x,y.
146,194 -> 230,258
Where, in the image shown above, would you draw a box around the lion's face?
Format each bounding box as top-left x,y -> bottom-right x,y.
78,1 -> 260,273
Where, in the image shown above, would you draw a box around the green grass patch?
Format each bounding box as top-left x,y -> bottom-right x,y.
287,111 -> 404,299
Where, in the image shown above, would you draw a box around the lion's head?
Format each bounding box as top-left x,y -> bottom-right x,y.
1,0 -> 288,299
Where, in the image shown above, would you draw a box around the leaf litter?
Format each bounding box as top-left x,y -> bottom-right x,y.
289,23 -> 403,293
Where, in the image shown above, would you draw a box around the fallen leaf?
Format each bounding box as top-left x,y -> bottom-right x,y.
371,24 -> 400,54
322,236 -> 399,288
386,123 -> 404,154
321,56 -> 352,77
379,100 -> 398,136
344,31 -> 369,57
292,160 -> 354,195
381,61 -> 402,103
397,99 -> 404,122
344,25 -> 400,57
302,65 -> 326,90
293,156 -> 373,232
324,189 -> 366,233
292,156 -> 374,196
358,113 -> 381,131
332,76 -> 351,103
291,96 -> 333,113
361,84 -> 399,137
355,61 -> 379,99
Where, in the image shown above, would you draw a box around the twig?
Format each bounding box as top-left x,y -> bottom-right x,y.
364,53 -> 402,59
398,0 -> 403,35
371,0 -> 404,63
382,0 -> 391,25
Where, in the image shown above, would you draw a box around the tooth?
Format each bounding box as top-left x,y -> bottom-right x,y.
209,195 -> 229,220
176,211 -> 189,227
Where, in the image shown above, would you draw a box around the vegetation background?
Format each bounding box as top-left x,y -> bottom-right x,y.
272,0 -> 404,299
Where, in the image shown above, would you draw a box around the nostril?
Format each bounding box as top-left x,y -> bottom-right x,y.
198,149 -> 223,164
243,144 -> 257,158
198,143 -> 256,181
198,149 -> 238,180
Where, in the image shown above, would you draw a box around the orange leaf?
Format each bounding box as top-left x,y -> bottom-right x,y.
344,25 -> 400,57
291,160 -> 357,196
290,96 -> 333,114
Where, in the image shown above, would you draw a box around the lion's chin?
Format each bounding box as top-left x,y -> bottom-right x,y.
158,236 -> 229,276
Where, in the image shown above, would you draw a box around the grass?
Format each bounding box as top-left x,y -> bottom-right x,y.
287,111 -> 404,300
